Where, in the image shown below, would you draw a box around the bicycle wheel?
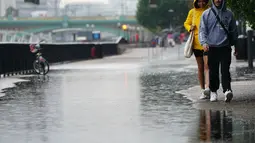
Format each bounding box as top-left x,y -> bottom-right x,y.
33,60 -> 41,74
43,60 -> 50,75
33,60 -> 50,75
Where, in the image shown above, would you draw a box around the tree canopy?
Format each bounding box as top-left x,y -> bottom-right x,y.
136,0 -> 191,32
227,0 -> 255,29
136,0 -> 255,32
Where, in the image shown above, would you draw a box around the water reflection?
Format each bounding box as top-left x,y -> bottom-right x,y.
199,110 -> 232,142
0,76 -> 63,142
199,110 -> 255,143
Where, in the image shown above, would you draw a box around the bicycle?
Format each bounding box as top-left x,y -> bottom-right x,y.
29,40 -> 50,75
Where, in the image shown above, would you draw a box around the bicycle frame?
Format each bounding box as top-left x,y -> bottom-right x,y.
30,39 -> 50,75
36,52 -> 46,62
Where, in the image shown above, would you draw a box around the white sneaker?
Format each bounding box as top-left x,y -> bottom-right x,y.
199,89 -> 209,100
203,88 -> 211,97
210,92 -> 218,102
224,90 -> 233,102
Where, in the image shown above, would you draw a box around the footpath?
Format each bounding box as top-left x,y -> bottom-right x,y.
1,45 -> 255,120
175,46 -> 255,120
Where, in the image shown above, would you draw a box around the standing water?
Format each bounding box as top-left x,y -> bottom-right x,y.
0,48 -> 254,143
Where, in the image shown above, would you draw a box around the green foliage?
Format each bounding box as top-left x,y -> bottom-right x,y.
227,0 -> 255,29
136,0 -> 255,31
136,0 -> 190,32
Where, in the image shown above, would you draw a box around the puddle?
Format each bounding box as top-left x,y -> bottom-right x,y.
198,110 -> 255,142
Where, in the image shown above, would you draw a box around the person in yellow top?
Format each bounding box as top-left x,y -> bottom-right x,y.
184,0 -> 210,100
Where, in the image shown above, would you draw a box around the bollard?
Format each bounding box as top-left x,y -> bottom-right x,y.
247,30 -> 253,69
96,44 -> 103,59
91,46 -> 96,59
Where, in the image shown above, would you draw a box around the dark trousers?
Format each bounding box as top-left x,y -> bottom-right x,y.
208,46 -> 232,93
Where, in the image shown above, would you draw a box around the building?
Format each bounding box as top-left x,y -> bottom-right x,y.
44,0 -> 61,16
16,0 -> 61,17
62,0 -> 138,17
63,1 -> 113,17
108,0 -> 137,16
0,0 -> 137,18
0,0 -> 61,17
0,0 -> 16,17
15,0 -> 45,17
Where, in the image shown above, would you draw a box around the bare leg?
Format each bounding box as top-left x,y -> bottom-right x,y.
203,55 -> 209,89
195,57 -> 205,89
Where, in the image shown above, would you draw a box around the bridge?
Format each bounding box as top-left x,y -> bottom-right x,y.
0,15 -> 139,41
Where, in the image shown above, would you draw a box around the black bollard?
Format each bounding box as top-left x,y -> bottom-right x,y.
96,44 -> 104,59
247,30 -> 254,69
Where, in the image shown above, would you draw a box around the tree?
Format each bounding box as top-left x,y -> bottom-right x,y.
136,0 -> 191,32
227,0 -> 255,29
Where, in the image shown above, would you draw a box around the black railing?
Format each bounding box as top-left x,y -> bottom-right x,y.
0,44 -> 34,76
0,42 -> 123,76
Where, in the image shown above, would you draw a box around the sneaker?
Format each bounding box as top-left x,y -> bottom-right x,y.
199,89 -> 209,100
203,88 -> 211,97
210,92 -> 218,102
224,90 -> 233,103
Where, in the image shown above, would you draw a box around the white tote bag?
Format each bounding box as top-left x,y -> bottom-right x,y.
184,11 -> 195,58
184,31 -> 194,58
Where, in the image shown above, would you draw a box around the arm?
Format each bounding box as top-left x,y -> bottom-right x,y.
229,13 -> 238,55
229,13 -> 238,45
184,9 -> 193,32
199,11 -> 208,46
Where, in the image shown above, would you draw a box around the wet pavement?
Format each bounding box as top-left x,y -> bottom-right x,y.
0,46 -> 255,143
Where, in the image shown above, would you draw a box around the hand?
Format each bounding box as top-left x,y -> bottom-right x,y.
203,44 -> 209,52
234,50 -> 238,56
190,25 -> 195,31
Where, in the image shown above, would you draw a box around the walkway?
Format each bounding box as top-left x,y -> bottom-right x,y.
0,46 -> 255,143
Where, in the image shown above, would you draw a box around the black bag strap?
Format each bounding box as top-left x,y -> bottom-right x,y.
211,8 -> 229,36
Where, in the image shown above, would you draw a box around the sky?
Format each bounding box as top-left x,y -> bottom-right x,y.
60,0 -> 109,7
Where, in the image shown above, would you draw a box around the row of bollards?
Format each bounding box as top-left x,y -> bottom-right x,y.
0,70 -> 35,78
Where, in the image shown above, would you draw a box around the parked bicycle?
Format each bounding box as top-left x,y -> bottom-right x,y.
29,40 -> 49,75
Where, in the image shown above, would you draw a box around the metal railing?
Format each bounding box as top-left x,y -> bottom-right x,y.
0,28 -> 150,44
0,30 -> 52,43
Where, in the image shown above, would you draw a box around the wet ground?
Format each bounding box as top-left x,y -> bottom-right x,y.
0,47 -> 255,143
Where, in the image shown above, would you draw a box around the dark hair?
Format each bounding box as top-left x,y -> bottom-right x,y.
194,0 -> 199,8
194,0 -> 209,8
